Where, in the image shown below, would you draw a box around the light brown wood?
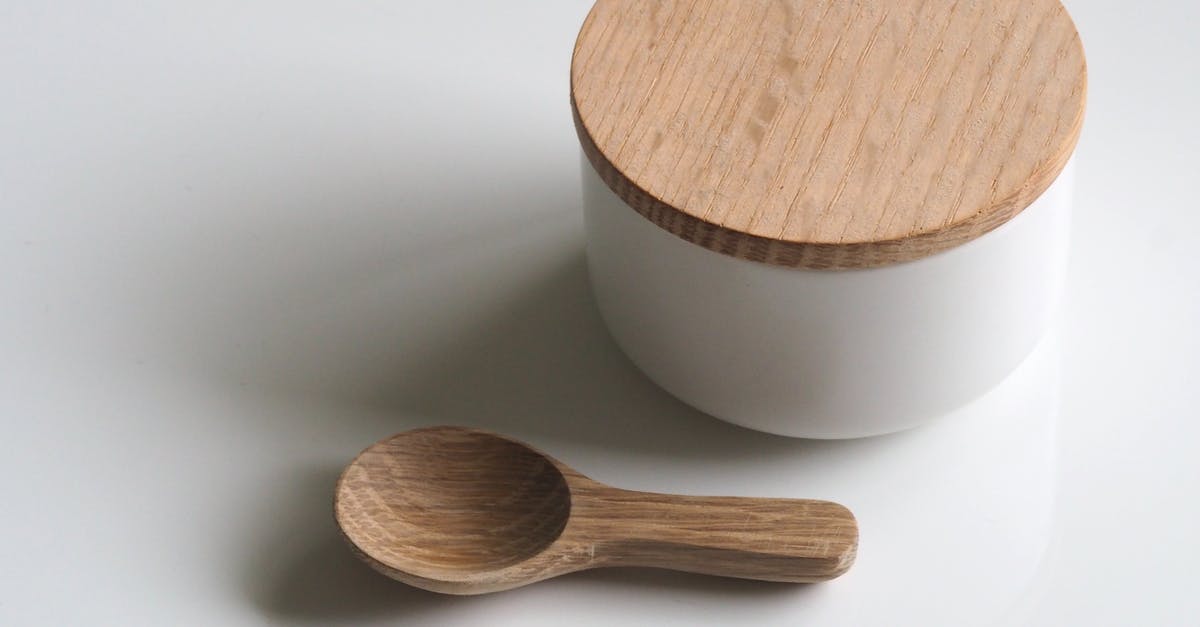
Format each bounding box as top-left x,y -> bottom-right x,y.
572,0 -> 1086,269
335,427 -> 858,594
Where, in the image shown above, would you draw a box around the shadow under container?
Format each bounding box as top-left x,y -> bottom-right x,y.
571,0 -> 1087,438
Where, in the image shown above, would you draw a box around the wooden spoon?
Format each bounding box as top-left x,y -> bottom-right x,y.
334,426 -> 858,595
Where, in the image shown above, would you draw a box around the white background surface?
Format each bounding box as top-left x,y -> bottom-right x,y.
2,1 -> 1197,625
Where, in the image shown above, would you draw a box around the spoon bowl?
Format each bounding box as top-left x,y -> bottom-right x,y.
336,428 -> 571,580
336,427 -> 857,595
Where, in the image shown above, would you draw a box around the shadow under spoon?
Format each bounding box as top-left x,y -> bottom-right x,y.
334,426 -> 858,595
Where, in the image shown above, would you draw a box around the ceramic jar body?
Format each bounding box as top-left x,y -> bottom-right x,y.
583,157 -> 1074,439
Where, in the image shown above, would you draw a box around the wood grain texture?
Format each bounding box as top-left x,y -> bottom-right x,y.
335,427 -> 858,594
571,0 -> 1087,269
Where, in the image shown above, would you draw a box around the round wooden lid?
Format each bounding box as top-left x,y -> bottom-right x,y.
571,0 -> 1087,269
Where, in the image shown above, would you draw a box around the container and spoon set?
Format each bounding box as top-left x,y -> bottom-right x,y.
334,0 -> 1086,593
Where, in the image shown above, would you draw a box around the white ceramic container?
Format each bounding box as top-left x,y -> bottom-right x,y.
572,0 -> 1086,438
583,157 -> 1073,438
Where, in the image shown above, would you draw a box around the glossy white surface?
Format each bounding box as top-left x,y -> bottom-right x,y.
584,156 -> 1072,438
2,1 -> 1198,625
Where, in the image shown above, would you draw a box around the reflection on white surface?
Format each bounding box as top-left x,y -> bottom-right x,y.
811,327 -> 1060,624
550,326 -> 1061,626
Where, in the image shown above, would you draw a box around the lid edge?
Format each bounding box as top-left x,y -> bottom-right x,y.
572,92 -> 1083,271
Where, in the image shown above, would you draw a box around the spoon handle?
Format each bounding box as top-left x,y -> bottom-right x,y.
573,486 -> 858,582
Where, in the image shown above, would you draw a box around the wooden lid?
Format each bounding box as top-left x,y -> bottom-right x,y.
571,0 -> 1087,269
